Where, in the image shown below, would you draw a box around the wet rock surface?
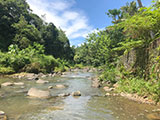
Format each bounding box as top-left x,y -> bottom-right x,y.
71,91 -> 81,96
36,79 -> 49,84
91,77 -> 101,88
0,111 -> 7,120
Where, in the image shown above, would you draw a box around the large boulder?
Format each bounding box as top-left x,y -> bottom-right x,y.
1,82 -> 14,87
27,88 -> 51,98
36,79 -> 49,84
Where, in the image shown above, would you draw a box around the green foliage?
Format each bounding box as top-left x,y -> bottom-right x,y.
0,67 -> 15,74
12,16 -> 42,49
0,43 -> 61,74
74,1 -> 160,102
73,64 -> 84,69
0,0 -> 74,60
117,77 -> 160,102
99,67 -> 120,84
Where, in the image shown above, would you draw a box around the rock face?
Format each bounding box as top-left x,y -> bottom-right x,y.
55,84 -> 66,89
14,82 -> 24,86
71,91 -> 81,96
0,111 -> 7,120
27,88 -> 51,98
1,82 -> 14,87
36,79 -> 49,84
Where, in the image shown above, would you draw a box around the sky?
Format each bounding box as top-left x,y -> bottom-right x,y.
26,0 -> 153,46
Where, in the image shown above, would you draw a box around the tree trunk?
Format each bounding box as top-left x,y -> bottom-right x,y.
137,0 -> 143,8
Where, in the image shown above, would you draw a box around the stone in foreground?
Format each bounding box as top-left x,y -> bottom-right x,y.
72,91 -> 81,96
1,82 -> 14,87
0,111 -> 7,120
27,88 -> 51,98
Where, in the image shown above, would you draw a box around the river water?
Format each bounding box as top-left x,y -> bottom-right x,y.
0,70 -> 159,120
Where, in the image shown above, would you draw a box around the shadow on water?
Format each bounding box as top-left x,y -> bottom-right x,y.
0,71 -> 159,120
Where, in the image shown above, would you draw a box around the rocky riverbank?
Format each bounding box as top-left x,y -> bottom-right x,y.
89,73 -> 160,106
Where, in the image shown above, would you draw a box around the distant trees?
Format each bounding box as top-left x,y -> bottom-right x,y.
106,1 -> 138,23
0,0 -> 74,60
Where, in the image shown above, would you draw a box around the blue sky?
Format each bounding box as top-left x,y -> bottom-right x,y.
27,0 -> 153,46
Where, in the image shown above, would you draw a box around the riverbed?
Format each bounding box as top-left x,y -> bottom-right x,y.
0,70 -> 159,120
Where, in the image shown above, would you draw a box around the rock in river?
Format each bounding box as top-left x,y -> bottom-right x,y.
72,91 -> 81,96
91,77 -> 101,88
14,82 -> 24,86
1,82 -> 14,87
27,88 -> 51,98
55,84 -> 66,89
36,79 -> 49,84
0,111 -> 7,120
48,86 -> 53,89
58,93 -> 70,97
103,86 -> 114,92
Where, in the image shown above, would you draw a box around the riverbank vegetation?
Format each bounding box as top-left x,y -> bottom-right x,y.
0,0 -> 74,74
74,0 -> 160,103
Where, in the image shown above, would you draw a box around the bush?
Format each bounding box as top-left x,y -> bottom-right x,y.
99,67 -> 120,84
0,67 -> 15,74
73,64 -> 84,69
0,43 -> 61,74
117,77 -> 160,102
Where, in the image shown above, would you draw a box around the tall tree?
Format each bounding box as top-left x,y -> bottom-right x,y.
137,0 -> 143,8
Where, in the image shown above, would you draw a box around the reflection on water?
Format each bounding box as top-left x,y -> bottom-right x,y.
0,71 -> 159,120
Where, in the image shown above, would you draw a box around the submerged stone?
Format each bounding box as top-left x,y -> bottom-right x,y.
36,79 -> 49,84
1,82 -> 14,87
55,84 -> 66,89
14,82 -> 24,86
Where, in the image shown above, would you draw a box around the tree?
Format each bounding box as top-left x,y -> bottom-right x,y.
12,16 -> 42,49
0,0 -> 30,51
137,0 -> 143,7
106,9 -> 122,24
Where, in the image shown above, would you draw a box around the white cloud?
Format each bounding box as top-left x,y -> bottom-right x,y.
26,0 -> 93,44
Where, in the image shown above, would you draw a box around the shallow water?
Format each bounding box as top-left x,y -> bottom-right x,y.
0,71 -> 159,120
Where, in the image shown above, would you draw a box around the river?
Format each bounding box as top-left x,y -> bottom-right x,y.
0,70 -> 159,120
